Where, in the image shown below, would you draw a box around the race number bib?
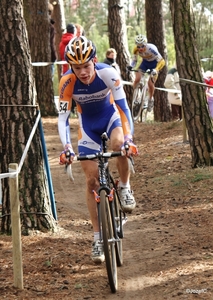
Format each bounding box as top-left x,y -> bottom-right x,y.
59,101 -> 70,114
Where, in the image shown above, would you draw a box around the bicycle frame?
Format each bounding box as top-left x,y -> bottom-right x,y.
77,132 -> 127,293
96,134 -> 126,241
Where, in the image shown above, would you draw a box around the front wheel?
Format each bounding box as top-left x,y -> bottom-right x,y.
131,83 -> 143,122
100,190 -> 117,293
113,192 -> 123,267
140,84 -> 149,122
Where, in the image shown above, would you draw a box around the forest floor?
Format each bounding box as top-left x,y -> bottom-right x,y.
1,115 -> 213,299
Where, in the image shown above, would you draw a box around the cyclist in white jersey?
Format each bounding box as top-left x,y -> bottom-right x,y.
58,36 -> 138,264
128,34 -> 165,111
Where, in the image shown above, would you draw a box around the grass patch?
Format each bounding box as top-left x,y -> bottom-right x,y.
190,173 -> 212,182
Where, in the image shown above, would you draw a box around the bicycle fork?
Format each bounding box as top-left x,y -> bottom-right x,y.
93,188 -> 126,242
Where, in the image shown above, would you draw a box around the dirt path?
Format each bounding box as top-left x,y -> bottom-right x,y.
1,117 -> 213,299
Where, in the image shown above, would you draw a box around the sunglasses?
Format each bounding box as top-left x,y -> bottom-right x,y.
137,45 -> 145,49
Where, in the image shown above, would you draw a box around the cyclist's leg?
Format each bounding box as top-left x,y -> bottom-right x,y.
133,60 -> 148,89
109,127 -> 129,183
77,123 -> 105,262
80,160 -> 99,231
133,60 -> 144,89
80,160 -> 105,263
148,75 -> 157,99
133,71 -> 142,89
110,127 -> 136,212
145,59 -> 158,98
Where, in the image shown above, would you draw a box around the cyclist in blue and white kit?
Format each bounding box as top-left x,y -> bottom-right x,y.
58,36 -> 138,264
128,34 -> 165,111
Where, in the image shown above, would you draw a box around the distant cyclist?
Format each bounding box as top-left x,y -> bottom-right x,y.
127,34 -> 165,111
58,36 -> 138,264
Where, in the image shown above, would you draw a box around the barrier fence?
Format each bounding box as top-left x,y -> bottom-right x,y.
0,110 -> 57,289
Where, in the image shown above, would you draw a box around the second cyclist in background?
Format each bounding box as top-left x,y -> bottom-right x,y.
127,34 -> 165,112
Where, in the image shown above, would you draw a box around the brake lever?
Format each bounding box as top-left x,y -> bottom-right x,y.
64,150 -> 74,181
64,150 -> 71,171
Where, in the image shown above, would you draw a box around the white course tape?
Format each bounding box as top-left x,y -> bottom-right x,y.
31,60 -> 68,66
121,81 -> 181,93
179,78 -> 213,88
0,112 -> 41,180
155,87 -> 181,93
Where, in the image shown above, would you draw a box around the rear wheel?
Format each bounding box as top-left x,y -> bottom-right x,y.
100,190 -> 117,293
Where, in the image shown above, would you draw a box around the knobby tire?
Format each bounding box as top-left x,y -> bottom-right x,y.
100,189 -> 117,293
108,174 -> 123,267
131,83 -> 143,122
113,191 -> 123,267
141,84 -> 149,122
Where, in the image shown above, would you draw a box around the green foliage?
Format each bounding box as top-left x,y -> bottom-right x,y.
63,0 -> 213,71
86,26 -> 109,62
193,0 -> 213,71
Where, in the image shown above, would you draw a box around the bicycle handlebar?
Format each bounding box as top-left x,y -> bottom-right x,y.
77,151 -> 124,161
127,68 -> 152,74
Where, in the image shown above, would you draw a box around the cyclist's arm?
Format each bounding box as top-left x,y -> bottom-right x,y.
58,112 -> 71,147
156,58 -> 165,72
58,73 -> 76,147
130,46 -> 139,68
116,99 -> 134,141
110,78 -> 134,139
100,66 -> 134,140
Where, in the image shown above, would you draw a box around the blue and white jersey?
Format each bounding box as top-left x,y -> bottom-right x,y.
58,63 -> 133,154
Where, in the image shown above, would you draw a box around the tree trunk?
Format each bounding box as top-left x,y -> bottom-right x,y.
145,0 -> 171,121
108,0 -> 134,107
0,0 -> 56,234
23,0 -> 57,116
50,0 -> 66,81
170,0 -> 213,167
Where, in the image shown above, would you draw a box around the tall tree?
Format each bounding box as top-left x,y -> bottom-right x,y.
170,0 -> 213,167
0,0 -> 56,233
145,0 -> 171,121
108,0 -> 134,107
50,0 -> 66,81
23,0 -> 57,116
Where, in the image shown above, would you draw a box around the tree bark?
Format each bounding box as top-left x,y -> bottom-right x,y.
170,0 -> 213,167
0,0 -> 56,234
108,0 -> 134,107
50,0 -> 66,81
145,0 -> 171,121
23,0 -> 57,116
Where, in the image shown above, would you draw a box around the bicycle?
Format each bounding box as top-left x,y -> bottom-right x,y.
129,69 -> 155,122
76,133 -> 129,293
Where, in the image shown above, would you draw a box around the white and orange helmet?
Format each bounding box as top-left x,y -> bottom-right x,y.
65,36 -> 96,65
